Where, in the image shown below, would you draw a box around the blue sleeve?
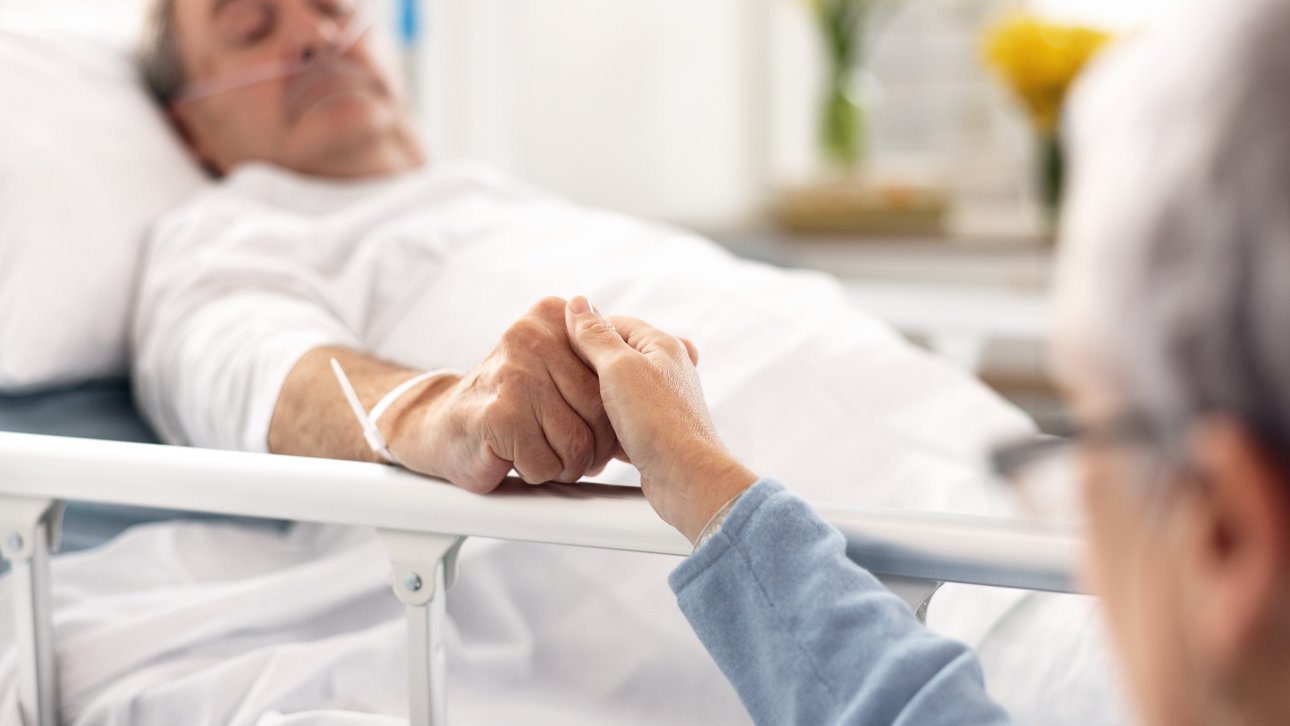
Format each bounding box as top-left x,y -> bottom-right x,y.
669,479 -> 1016,726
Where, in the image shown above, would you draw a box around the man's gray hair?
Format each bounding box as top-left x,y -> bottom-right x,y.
1058,0 -> 1290,458
137,0 -> 186,105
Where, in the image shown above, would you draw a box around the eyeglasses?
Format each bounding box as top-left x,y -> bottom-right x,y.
988,411 -> 1156,526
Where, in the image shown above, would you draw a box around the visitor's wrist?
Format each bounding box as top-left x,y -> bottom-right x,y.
669,448 -> 759,544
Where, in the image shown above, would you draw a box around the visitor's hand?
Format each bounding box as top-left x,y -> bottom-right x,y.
389,297 -> 618,493
564,296 -> 758,543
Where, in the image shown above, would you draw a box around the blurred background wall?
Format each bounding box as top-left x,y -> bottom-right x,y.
0,0 -> 1195,229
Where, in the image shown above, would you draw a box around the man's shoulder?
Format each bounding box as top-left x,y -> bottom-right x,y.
144,160 -> 551,249
148,162 -> 361,236
142,166 -> 284,260
170,160 -> 538,214
146,177 -> 247,242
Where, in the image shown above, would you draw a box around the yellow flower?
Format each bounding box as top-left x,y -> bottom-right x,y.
983,14 -> 1112,135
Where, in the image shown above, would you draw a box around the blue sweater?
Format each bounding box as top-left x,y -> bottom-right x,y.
669,479 -> 1016,725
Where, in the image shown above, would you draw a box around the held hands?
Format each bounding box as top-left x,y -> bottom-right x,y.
564,296 -> 758,543
380,293 -> 756,543
387,297 -> 619,493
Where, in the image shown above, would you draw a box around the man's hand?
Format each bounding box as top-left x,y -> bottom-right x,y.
388,297 -> 618,492
563,296 -> 758,543
269,297 -> 617,494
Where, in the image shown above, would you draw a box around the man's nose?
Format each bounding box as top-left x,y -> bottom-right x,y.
281,1 -> 345,64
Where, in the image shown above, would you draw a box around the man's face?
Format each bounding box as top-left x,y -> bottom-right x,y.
169,0 -> 423,177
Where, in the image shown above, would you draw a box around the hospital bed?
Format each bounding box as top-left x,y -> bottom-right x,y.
0,383 -> 1080,726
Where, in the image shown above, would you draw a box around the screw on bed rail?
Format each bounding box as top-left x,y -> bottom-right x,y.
5,532 -> 21,552
403,572 -> 423,592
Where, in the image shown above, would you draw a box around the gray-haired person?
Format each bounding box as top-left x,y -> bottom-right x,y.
559,1 -> 1290,724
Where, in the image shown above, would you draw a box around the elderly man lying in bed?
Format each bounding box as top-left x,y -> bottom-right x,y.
126,0 -> 1113,723
136,0 -> 628,487
133,0 -> 1025,495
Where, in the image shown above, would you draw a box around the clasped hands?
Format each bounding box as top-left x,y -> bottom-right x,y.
384,296 -> 757,543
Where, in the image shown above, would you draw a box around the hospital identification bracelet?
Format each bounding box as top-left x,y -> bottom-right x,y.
329,358 -> 460,466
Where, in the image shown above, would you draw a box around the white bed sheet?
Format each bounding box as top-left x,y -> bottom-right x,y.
2,222 -> 1130,725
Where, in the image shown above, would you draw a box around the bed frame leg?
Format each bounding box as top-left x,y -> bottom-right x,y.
1,498 -> 63,726
404,560 -> 449,726
378,530 -> 466,726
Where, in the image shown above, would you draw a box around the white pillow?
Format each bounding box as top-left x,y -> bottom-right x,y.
0,30 -> 207,392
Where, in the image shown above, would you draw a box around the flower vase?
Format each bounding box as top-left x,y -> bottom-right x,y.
1037,133 -> 1064,236
820,69 -> 866,172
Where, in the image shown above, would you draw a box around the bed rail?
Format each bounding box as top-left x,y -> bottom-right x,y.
0,431 -> 1081,726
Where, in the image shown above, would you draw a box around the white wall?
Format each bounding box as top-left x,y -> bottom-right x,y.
1034,0 -> 1201,29
0,0 -> 1202,228
416,0 -> 1181,230
419,0 -> 764,227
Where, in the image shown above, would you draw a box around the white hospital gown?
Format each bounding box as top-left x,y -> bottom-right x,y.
5,161 -> 1129,725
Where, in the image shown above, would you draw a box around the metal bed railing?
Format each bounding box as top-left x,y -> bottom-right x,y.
0,431 -> 1081,726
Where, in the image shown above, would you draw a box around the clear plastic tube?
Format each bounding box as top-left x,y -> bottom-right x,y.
173,16 -> 374,104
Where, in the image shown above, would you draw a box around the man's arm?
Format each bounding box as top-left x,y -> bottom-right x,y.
267,345 -> 455,464
267,298 -> 619,493
132,201 -> 616,490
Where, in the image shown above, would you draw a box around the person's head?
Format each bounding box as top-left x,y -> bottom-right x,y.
138,0 -> 423,178
1053,2 -> 1290,724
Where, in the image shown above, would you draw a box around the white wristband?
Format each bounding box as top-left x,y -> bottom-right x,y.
329,358 -> 459,466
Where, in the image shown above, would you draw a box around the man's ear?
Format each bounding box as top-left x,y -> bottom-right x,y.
1179,416 -> 1290,679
